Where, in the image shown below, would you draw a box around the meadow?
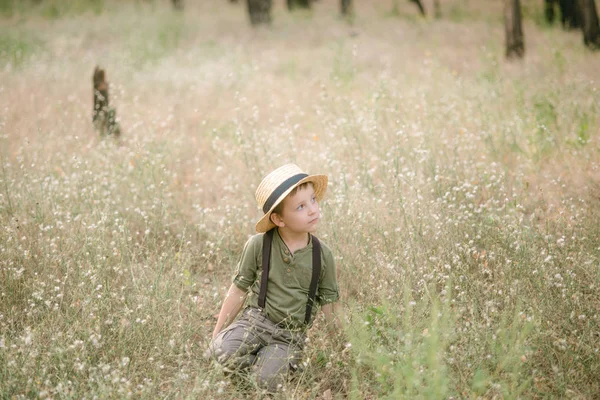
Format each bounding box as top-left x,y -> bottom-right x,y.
1,0 -> 599,398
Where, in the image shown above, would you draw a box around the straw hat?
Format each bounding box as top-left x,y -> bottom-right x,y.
255,164 -> 328,233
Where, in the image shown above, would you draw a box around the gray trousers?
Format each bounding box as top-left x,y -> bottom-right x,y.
208,307 -> 306,392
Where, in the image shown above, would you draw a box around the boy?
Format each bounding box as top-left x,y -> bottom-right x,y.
207,164 -> 341,393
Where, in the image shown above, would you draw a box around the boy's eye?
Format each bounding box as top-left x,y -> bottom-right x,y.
296,204 -> 304,211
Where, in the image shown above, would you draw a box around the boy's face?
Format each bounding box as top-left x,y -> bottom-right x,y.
271,183 -> 320,234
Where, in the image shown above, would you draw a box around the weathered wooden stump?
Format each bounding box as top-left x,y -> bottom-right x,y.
93,66 -> 121,137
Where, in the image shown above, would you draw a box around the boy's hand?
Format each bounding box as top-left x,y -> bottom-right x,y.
211,284 -> 247,339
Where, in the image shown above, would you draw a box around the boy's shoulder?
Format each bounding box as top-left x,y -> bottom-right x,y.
245,232 -> 265,250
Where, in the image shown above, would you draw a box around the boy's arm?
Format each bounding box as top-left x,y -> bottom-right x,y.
212,283 -> 248,339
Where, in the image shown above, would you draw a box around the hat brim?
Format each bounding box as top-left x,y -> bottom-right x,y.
255,174 -> 328,233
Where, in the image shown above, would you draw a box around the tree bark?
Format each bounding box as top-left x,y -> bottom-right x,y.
504,0 -> 525,59
341,0 -> 352,16
410,0 -> 426,16
247,0 -> 272,25
578,0 -> 600,48
545,0 -> 557,23
559,0 -> 583,28
433,0 -> 441,18
287,0 -> 311,10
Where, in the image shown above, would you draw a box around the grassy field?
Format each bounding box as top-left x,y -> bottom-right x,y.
1,0 -> 599,398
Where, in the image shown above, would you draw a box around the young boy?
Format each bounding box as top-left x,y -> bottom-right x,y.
207,164 -> 341,393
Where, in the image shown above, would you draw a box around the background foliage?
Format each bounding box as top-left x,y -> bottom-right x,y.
1,0 -> 599,398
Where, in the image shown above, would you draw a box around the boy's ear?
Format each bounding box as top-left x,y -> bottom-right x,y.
270,212 -> 285,228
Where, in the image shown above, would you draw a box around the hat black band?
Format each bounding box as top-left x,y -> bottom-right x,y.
263,173 -> 308,214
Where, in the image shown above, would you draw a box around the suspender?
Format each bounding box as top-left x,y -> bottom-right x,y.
307,234 -> 321,324
257,229 -> 322,325
257,229 -> 273,312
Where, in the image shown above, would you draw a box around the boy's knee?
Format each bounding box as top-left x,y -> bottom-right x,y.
205,333 -> 233,362
254,359 -> 290,393
255,367 -> 286,393
208,338 -> 257,370
209,342 -> 237,366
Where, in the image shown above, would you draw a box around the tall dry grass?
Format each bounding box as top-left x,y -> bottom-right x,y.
1,0 -> 599,398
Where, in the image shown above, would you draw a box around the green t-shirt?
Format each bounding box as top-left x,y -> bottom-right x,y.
232,229 -> 339,331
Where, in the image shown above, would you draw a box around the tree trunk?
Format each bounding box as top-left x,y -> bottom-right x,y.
433,0 -> 441,18
504,0 -> 525,59
410,0 -> 426,16
559,0 -> 583,28
92,67 -> 120,137
578,0 -> 600,48
247,0 -> 272,25
341,0 -> 352,16
545,0 -> 557,23
287,0 -> 311,10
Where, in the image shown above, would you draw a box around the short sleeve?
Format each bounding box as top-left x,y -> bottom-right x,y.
232,234 -> 262,292
316,244 -> 339,305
